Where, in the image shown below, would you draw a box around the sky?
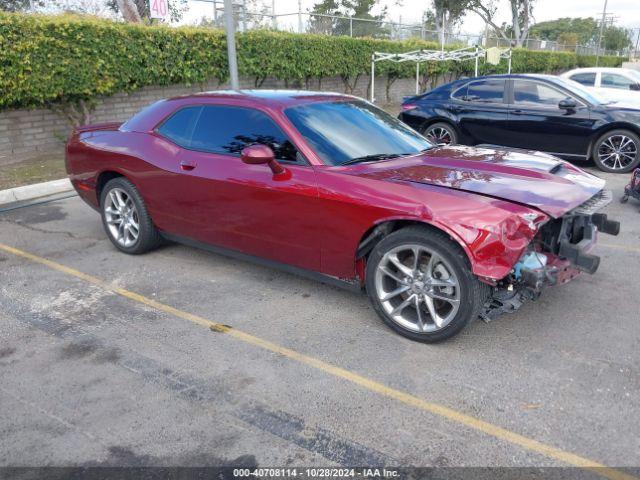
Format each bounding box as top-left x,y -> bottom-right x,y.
182,0 -> 640,34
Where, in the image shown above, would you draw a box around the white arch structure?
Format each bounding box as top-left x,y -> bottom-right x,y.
370,46 -> 512,102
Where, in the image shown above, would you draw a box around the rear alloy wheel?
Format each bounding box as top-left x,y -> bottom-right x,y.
365,226 -> 487,343
423,122 -> 458,146
593,129 -> 640,173
100,177 -> 162,254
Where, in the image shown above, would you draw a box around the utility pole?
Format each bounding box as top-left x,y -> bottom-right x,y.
272,0 -> 277,29
441,11 -> 445,53
242,0 -> 247,32
298,0 -> 303,33
224,0 -> 239,89
596,0 -> 608,66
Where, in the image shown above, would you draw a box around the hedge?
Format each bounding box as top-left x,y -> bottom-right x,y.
0,12 -> 626,110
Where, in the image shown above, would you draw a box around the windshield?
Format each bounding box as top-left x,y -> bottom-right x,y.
554,77 -> 609,104
284,100 -> 432,166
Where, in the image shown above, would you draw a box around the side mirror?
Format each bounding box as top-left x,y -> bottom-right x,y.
630,83 -> 640,91
559,98 -> 577,110
241,144 -> 285,175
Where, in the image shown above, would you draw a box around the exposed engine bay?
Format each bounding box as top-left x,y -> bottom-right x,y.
481,189 -> 620,322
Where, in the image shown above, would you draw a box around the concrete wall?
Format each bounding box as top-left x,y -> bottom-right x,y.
0,74 -> 417,166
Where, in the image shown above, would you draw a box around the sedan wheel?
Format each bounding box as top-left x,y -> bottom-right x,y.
424,122 -> 457,146
594,130 -> 640,173
365,226 -> 487,343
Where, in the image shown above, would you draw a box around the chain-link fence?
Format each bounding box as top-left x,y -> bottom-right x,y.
189,1 -> 630,57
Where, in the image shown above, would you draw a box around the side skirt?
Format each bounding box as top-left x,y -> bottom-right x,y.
160,232 -> 363,293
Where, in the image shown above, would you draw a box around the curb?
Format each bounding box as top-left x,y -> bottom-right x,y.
0,178 -> 73,207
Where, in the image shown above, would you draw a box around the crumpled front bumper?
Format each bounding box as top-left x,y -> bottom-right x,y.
481,190 -> 620,321
519,211 -> 620,292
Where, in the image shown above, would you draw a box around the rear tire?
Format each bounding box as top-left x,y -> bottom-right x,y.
592,129 -> 640,173
422,122 -> 458,146
365,226 -> 487,343
100,177 -> 162,255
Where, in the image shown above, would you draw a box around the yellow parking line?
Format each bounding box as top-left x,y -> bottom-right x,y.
599,243 -> 640,254
0,241 -> 635,480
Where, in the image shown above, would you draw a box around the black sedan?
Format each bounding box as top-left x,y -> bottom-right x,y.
399,74 -> 640,173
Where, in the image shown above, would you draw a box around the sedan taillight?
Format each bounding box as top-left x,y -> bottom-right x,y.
401,104 -> 417,111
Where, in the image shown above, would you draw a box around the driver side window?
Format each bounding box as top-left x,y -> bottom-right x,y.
157,105 -> 300,163
513,80 -> 573,107
191,106 -> 299,162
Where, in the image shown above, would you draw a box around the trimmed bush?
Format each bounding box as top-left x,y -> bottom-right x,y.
0,12 -> 626,110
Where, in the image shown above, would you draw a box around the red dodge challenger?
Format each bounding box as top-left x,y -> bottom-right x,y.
66,90 -> 619,342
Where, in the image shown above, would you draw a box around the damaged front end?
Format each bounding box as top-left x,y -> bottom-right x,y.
481,189 -> 620,322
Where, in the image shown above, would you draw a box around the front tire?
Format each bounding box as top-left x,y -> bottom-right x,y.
592,129 -> 640,173
365,226 -> 487,343
423,122 -> 458,146
100,177 -> 161,255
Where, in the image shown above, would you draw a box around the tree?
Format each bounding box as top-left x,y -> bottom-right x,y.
466,0 -> 534,47
106,0 -> 188,23
308,0 -> 342,35
0,0 -> 43,12
529,17 -> 632,51
529,17 -> 597,44
603,26 -> 632,51
308,0 -> 387,37
557,32 -> 579,49
430,0 -> 467,46
200,0 -> 271,31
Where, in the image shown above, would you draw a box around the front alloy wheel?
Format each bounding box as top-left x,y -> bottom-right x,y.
374,245 -> 460,333
594,129 -> 640,173
365,226 -> 487,343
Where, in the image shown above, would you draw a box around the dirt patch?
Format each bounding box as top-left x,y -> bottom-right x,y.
59,340 -> 98,359
0,346 -> 16,359
0,153 -> 66,190
94,347 -> 121,364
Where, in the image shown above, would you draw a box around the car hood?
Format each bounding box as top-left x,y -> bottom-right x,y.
602,99 -> 640,111
351,145 -> 605,218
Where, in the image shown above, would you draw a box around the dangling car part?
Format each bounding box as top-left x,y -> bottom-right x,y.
481,190 -> 620,322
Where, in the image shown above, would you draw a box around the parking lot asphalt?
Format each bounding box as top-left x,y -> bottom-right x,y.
0,167 -> 638,476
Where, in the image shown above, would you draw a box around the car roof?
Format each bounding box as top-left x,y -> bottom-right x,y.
122,90 -> 360,133
437,74 -> 562,89
166,89 -> 356,107
564,67 -> 637,74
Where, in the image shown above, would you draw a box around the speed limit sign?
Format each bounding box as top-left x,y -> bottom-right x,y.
150,0 -> 169,20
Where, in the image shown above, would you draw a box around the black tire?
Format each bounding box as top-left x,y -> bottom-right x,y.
365,226 -> 488,343
592,129 -> 640,173
422,122 -> 458,146
100,177 -> 162,255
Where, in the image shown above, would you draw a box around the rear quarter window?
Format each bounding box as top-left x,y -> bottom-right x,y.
452,79 -> 506,103
156,106 -> 202,147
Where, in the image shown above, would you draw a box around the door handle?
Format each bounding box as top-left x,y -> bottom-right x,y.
511,109 -> 524,115
180,160 -> 197,171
